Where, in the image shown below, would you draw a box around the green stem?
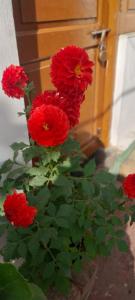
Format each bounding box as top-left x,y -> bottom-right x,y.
26,90 -> 31,108
42,242 -> 56,263
14,160 -> 25,167
25,89 -> 32,117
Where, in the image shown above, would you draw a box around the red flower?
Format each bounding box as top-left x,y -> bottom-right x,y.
31,90 -> 83,128
3,192 -> 37,228
28,104 -> 69,147
123,174 -> 135,199
51,45 -> 94,94
1,65 -> 28,99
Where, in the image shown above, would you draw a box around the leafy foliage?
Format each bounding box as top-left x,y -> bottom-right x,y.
0,136 -> 134,296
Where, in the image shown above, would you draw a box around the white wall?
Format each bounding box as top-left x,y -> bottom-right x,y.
110,33 -> 135,150
0,0 -> 29,165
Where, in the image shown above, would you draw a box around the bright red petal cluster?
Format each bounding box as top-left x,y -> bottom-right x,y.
1,46 -> 94,147
51,45 -> 94,94
3,192 -> 37,228
28,104 -> 70,147
123,174 -> 135,199
31,90 -> 84,128
1,65 -> 28,99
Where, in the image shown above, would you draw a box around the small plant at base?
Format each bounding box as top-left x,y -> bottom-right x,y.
0,45 -> 135,297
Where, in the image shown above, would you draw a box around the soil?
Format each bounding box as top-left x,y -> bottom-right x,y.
89,222 -> 135,300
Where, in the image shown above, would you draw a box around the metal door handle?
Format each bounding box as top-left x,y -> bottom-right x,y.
91,28 -> 110,36
91,29 -> 111,65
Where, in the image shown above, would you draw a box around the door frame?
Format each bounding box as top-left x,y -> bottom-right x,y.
95,0 -> 121,146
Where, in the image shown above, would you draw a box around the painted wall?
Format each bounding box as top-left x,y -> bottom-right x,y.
110,33 -> 135,150
0,0 -> 29,166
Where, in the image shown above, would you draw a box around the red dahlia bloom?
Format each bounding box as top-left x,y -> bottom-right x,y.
1,65 -> 28,99
31,90 -> 83,127
3,192 -> 37,228
51,45 -> 94,94
28,104 -> 69,147
123,174 -> 135,199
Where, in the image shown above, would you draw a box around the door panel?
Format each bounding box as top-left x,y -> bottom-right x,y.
12,0 -> 119,155
119,0 -> 135,33
128,0 -> 135,10
17,26 -> 98,64
20,0 -> 97,22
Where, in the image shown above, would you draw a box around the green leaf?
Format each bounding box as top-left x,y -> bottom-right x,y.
28,238 -> 40,258
43,261 -> 55,279
29,176 -> 47,187
10,142 -> 28,151
55,272 -> 71,295
61,136 -> 80,155
4,242 -> 17,261
31,187 -> 50,210
71,225 -> 83,243
54,175 -> 72,187
0,159 -> 13,174
81,180 -> 95,197
0,179 -> 15,196
0,263 -> 31,300
60,158 -> 71,170
117,240 -> 128,252
41,228 -> 57,244
50,236 -> 70,252
23,146 -> 45,163
46,151 -> 61,163
84,236 -> 97,258
57,204 -> 74,218
47,203 -> 56,217
18,242 -> 27,258
37,187 -> 50,202
33,250 -> 45,266
8,229 -> 19,242
73,259 -> 82,273
96,227 -> 106,243
84,159 -> 96,176
28,283 -> 47,300
56,218 -> 69,228
111,216 -> 122,226
27,167 -> 43,176
0,263 -> 47,300
27,166 -> 49,177
69,156 -> 81,172
57,252 -> 72,267
95,171 -> 115,185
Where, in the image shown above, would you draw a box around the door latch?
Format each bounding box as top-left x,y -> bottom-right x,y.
91,29 -> 111,65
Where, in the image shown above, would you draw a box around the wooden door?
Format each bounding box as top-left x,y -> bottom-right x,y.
12,0 -> 119,156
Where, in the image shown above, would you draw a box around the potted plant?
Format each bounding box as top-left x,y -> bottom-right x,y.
0,45 -> 135,299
